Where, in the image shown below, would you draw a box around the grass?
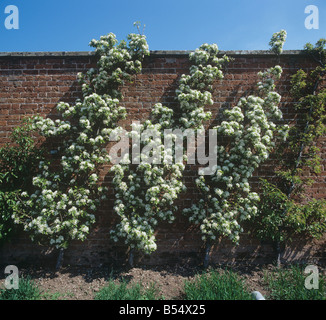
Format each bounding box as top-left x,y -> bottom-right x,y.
183,269 -> 254,300
42,290 -> 75,300
0,276 -> 72,300
0,276 -> 42,300
94,279 -> 163,300
264,265 -> 326,300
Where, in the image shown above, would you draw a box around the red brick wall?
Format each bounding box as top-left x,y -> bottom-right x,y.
0,51 -> 325,268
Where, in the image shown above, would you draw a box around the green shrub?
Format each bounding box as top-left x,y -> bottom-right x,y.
0,277 -> 42,300
264,265 -> 326,300
183,269 -> 253,300
95,279 -> 162,300
0,119 -> 43,245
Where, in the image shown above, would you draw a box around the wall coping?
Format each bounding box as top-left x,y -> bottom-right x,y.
0,50 -> 305,58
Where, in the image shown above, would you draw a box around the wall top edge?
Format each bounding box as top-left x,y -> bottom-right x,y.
0,50 -> 305,58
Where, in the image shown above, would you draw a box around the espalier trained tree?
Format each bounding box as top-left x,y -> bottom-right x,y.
183,30 -> 289,267
110,43 -> 230,266
13,30 -> 149,268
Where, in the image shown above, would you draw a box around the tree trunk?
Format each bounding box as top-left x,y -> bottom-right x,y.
128,248 -> 134,268
56,248 -> 65,271
203,242 -> 212,269
275,241 -> 282,268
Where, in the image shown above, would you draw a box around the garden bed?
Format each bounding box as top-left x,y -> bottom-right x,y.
1,263 -> 324,300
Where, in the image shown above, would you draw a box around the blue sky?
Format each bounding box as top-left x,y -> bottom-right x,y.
0,0 -> 325,52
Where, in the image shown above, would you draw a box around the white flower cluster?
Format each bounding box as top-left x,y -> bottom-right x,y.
13,32 -> 149,249
110,44 -> 229,254
109,120 -> 186,254
269,30 -> 287,55
110,159 -> 185,254
14,182 -> 97,248
81,33 -> 149,98
183,35 -> 290,245
175,44 -> 230,129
